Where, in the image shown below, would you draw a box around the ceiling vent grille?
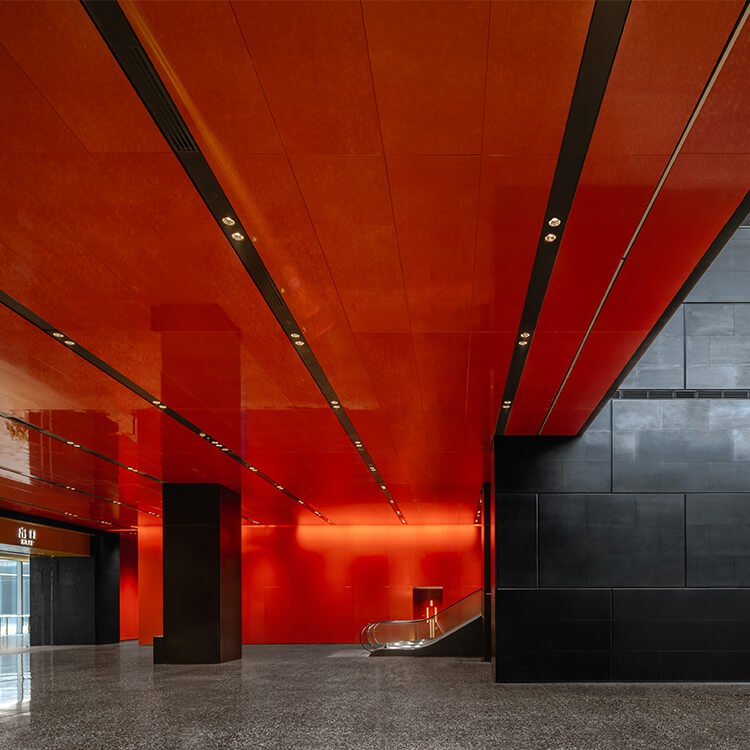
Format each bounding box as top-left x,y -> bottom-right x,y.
128,48 -> 197,153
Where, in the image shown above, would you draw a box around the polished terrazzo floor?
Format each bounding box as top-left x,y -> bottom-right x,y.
0,642 -> 749,749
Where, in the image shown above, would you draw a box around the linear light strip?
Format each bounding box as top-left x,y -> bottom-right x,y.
538,2 -> 750,435
495,0 -> 631,435
81,0 -> 404,524
0,293 -> 333,524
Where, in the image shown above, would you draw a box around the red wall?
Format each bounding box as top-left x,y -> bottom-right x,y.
137,517 -> 163,645
242,525 -> 482,643
119,533 -> 139,640
125,523 -> 481,644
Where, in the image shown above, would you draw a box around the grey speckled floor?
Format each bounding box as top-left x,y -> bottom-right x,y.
1,643 -> 750,749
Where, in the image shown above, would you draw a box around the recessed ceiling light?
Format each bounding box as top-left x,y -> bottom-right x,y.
369,466 -> 376,472
544,233 -> 557,243
502,404 -> 510,409
294,340 -> 305,347
503,400 -> 511,405
380,485 -> 386,490
231,232 -> 245,241
276,485 -> 284,491
222,447 -> 229,452
290,333 -> 301,339
520,332 -> 531,338
158,404 -> 167,409
199,432 -> 206,437
152,400 -> 161,405
73,443 -> 80,448
518,340 -> 528,346
63,339 -> 75,346
332,404 -> 341,409
250,466 -> 257,472
222,216 -> 236,226
548,217 -> 561,227
52,332 -> 65,338
297,500 -> 304,504
66,440 -> 74,445
389,499 -> 394,504
330,400 -> 339,405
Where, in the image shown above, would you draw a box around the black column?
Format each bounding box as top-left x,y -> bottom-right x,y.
30,531 -> 120,646
481,482 -> 492,662
160,483 -> 241,664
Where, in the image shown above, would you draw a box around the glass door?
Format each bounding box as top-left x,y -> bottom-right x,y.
0,556 -> 30,650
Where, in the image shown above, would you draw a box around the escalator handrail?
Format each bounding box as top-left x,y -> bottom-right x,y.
364,587 -> 482,628
359,622 -> 378,652
360,587 -> 483,650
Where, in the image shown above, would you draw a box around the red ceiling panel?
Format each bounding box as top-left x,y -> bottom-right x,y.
2,0 -> 747,530
509,0 -> 744,435
121,0 -> 282,155
229,0 -> 381,154
289,154 -> 410,335
483,0 -> 594,155
362,0 -> 489,155
683,15 -> 750,154
387,155 -> 481,333
0,1 -> 167,153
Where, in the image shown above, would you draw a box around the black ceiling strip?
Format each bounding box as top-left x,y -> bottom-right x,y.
495,0 -> 630,436
578,191 -> 750,434
0,292 -> 333,523
81,0 -> 405,523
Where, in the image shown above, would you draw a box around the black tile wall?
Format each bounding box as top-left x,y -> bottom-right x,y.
494,219 -> 750,681
612,400 -> 750,493
612,589 -> 750,681
539,494 -> 684,587
686,303 -> 750,388
495,589 -> 611,682
687,227 -> 750,303
686,494 -> 750,586
496,494 -> 537,587
495,405 -> 611,494
622,307 -> 684,389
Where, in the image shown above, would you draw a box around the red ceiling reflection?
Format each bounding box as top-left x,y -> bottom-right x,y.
0,1 -> 747,530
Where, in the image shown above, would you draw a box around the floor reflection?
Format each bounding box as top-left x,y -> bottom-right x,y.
0,652 -> 30,714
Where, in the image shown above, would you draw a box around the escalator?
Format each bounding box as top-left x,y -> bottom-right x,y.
360,588 -> 483,657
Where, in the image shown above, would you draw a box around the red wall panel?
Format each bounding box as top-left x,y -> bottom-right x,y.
137,518 -> 163,645
241,525 -> 482,644
119,533 -> 138,640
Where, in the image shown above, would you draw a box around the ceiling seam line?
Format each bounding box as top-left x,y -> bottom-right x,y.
537,0 -> 750,435
358,0 -> 429,508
